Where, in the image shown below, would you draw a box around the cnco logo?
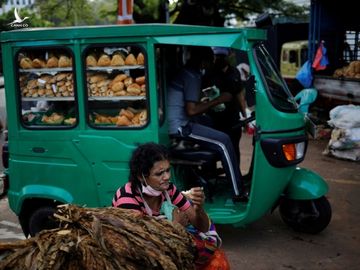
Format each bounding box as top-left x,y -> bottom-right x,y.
9,23 -> 29,28
8,8 -> 29,28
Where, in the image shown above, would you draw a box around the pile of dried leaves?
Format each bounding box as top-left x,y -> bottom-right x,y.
0,205 -> 196,270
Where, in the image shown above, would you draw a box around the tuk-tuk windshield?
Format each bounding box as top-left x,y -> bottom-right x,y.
255,43 -> 297,112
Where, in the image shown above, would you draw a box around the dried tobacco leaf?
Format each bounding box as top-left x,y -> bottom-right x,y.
0,205 -> 196,270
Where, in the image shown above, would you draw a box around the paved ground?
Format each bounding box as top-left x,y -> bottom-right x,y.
0,133 -> 359,269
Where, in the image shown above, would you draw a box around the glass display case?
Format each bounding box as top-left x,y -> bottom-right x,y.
17,45 -> 149,129
85,45 -> 148,128
18,48 -> 77,127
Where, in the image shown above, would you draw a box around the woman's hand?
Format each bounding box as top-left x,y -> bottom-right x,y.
182,187 -> 205,209
182,187 -> 209,232
172,209 -> 190,227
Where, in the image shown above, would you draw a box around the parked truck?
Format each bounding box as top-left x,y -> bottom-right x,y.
280,40 -> 308,81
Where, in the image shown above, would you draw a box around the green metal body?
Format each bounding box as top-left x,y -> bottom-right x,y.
0,24 -> 328,226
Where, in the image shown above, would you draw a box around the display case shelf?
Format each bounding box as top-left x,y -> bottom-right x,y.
88,96 -> 145,101
19,67 -> 73,73
22,97 -> 75,101
86,65 -> 144,72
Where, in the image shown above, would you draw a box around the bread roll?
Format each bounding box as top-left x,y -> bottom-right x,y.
95,114 -> 114,124
97,54 -> 111,66
125,54 -> 137,65
86,55 -> 97,66
27,79 -> 37,89
20,57 -> 33,69
37,89 -> 45,96
111,54 -> 125,66
105,90 -> 114,96
46,56 -> 59,68
32,58 -> 46,68
126,107 -> 138,114
97,79 -> 111,88
114,90 -> 127,96
137,52 -> 145,65
45,89 -> 54,96
135,76 -> 145,84
116,115 -> 132,126
131,113 -> 140,125
113,74 -> 128,82
120,108 -> 135,120
355,61 -> 360,73
139,110 -> 147,124
64,118 -> 76,125
57,81 -> 65,88
111,81 -> 124,92
90,74 -> 107,83
124,77 -> 133,87
42,113 -> 64,124
58,55 -> 71,67
110,116 -> 118,124
56,73 -> 67,81
126,83 -> 141,95
40,75 -> 52,83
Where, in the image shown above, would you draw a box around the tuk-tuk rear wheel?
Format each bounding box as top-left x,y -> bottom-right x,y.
279,196 -> 331,234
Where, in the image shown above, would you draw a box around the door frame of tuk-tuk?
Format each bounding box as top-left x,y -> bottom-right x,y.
152,30 -> 278,225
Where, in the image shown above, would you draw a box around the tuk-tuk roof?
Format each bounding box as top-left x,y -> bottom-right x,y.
0,23 -> 266,43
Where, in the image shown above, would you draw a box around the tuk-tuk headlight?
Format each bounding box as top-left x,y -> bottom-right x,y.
261,135 -> 308,167
282,142 -> 306,161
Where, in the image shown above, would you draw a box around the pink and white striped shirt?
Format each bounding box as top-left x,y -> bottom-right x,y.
112,182 -> 191,216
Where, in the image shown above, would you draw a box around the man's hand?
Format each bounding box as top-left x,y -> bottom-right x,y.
216,92 -> 232,103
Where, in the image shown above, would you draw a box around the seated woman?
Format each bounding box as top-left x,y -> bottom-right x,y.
112,142 -> 222,267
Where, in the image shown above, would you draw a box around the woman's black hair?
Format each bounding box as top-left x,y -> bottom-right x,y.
129,142 -> 170,188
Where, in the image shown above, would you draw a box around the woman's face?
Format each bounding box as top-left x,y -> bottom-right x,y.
145,160 -> 171,191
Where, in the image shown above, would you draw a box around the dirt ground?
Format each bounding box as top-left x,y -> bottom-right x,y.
218,134 -> 360,270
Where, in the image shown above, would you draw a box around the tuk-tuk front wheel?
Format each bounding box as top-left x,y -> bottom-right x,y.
279,196 -> 331,234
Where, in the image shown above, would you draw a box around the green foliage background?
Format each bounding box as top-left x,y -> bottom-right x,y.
0,0 -> 308,31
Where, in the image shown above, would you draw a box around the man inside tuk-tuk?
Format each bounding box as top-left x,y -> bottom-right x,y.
167,46 -> 247,200
203,47 -> 248,164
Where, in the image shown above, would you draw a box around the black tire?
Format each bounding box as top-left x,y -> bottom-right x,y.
279,196 -> 332,234
28,206 -> 58,236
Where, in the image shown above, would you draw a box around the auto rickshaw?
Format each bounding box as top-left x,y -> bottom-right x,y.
0,24 -> 331,236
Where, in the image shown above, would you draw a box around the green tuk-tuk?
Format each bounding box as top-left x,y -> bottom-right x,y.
0,24 -> 331,236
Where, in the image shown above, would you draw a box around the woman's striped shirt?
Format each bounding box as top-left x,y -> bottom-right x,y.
112,182 -> 191,216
